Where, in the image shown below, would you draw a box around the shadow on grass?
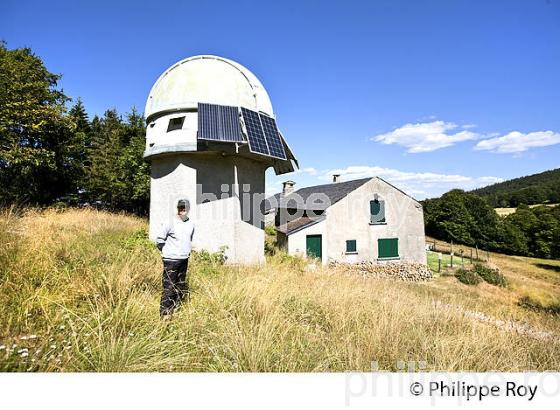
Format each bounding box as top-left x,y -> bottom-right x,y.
535,263 -> 560,273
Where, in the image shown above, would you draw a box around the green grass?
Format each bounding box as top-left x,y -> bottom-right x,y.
426,250 -> 472,274
1,209 -> 559,372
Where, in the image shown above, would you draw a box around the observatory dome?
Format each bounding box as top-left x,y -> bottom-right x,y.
145,55 -> 274,121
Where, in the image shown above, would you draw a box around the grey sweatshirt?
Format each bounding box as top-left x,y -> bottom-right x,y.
156,217 -> 195,260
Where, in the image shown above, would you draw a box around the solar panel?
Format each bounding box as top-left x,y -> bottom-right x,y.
259,113 -> 287,160
198,103 -> 243,142
240,107 -> 270,156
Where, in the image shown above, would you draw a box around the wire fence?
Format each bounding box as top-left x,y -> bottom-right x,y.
426,239 -> 491,273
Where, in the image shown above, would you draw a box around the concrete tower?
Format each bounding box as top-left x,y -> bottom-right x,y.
144,55 -> 297,264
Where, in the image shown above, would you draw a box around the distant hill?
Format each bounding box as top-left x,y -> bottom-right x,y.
472,168 -> 560,207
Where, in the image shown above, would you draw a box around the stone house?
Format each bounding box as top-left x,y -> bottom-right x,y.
270,176 -> 426,265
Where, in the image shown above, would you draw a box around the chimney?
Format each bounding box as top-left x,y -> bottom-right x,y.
282,180 -> 296,196
332,174 -> 341,183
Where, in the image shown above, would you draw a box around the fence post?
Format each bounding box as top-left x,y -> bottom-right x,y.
475,245 -> 479,261
461,250 -> 464,267
470,248 -> 473,264
487,250 -> 490,262
438,252 -> 442,273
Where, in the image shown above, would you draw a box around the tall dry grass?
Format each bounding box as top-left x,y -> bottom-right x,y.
1,208 -> 559,372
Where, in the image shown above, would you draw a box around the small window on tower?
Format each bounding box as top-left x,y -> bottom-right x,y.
167,116 -> 185,132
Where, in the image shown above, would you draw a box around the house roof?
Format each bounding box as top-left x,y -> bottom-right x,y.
265,176 -> 422,212
276,215 -> 325,235
264,192 -> 282,212
265,177 -> 372,212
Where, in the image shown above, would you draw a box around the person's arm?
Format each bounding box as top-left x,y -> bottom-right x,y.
155,223 -> 169,251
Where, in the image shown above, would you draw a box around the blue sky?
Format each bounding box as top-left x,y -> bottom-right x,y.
2,0 -> 560,199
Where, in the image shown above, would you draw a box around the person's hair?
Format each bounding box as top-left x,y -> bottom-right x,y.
177,199 -> 189,212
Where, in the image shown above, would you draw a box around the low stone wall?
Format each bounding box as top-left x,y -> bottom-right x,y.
329,261 -> 433,281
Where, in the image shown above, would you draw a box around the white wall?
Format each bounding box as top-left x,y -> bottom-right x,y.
149,153 -> 267,264
325,178 -> 426,264
287,220 -> 327,263
146,111 -> 197,151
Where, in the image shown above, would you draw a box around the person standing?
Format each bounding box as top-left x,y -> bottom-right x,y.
156,199 -> 195,319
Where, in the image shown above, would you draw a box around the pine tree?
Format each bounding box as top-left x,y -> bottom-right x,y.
69,98 -> 90,135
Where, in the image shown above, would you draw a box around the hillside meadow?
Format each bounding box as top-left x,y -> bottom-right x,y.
1,208 -> 559,372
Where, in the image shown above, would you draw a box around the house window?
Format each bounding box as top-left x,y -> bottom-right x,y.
346,240 -> 357,253
378,238 -> 399,259
370,199 -> 386,224
167,116 -> 185,132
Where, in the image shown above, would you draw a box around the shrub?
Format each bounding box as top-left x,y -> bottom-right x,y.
264,239 -> 277,256
121,227 -> 154,251
455,268 -> 482,285
264,225 -> 276,236
473,264 -> 507,287
191,246 -> 227,266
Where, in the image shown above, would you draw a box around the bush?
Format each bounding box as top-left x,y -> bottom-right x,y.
455,268 -> 482,285
191,246 -> 227,266
121,227 -> 154,251
473,264 -> 507,287
264,239 -> 277,256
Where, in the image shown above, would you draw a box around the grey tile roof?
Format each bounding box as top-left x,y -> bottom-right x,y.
264,192 -> 282,212
265,177 -> 372,212
276,215 -> 325,235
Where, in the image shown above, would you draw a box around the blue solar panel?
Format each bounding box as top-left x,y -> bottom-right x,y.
198,103 -> 244,142
241,107 -> 270,156
259,113 -> 287,160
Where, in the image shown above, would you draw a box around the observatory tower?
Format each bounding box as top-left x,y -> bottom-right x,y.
144,55 -> 297,264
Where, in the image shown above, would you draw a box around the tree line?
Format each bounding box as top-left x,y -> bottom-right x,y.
423,189 -> 560,259
471,168 -> 560,207
0,42 -> 150,215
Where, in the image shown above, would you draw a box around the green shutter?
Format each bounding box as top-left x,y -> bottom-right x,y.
306,235 -> 322,259
370,200 -> 386,223
346,240 -> 357,253
378,238 -> 398,258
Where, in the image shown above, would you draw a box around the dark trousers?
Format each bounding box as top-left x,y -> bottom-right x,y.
160,258 -> 189,316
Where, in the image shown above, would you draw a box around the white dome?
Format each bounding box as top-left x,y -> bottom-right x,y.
145,55 -> 274,120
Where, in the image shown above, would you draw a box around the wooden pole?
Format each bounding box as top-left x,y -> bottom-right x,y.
487,250 -> 490,262
450,241 -> 454,268
438,252 -> 442,273
475,245 -> 479,261
461,250 -> 464,267
470,248 -> 473,264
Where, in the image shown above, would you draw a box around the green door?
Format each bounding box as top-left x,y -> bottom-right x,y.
378,238 -> 399,259
306,235 -> 322,259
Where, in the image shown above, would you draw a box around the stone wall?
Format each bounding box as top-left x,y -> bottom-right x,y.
329,261 -> 433,281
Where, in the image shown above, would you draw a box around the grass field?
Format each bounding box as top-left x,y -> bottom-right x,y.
495,203 -> 559,216
1,208 -> 559,372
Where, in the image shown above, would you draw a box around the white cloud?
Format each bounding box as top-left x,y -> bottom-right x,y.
474,130 -> 560,154
320,165 -> 503,199
372,121 -> 478,153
